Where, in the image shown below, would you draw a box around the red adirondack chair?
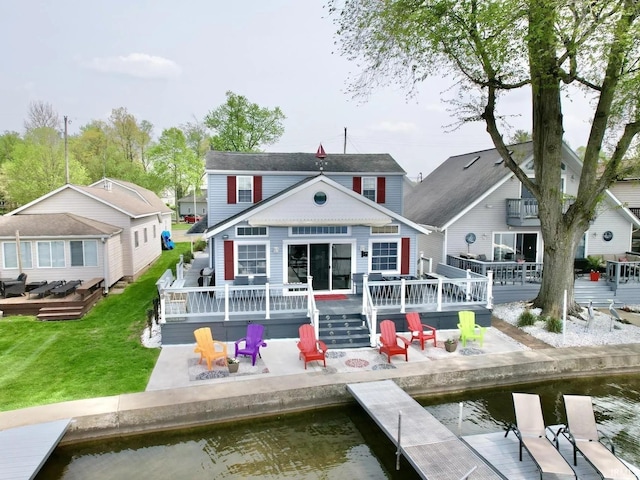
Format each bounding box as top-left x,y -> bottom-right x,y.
297,324 -> 328,369
406,312 -> 437,350
379,320 -> 410,363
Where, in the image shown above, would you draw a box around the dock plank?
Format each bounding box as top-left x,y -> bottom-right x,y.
347,380 -> 504,479
0,419 -> 70,480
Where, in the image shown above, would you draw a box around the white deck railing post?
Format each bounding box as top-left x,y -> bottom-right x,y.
465,269 -> 471,301
486,270 -> 493,309
224,283 -> 230,321
437,278 -> 443,312
400,279 -> 406,313
265,283 -> 270,319
362,274 -> 369,315
370,307 -> 378,347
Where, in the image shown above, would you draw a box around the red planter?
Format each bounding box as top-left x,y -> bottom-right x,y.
590,271 -> 600,281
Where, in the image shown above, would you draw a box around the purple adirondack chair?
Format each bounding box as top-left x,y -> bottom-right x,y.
234,324 -> 267,366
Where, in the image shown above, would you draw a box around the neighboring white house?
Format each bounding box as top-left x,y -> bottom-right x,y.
404,142 -> 640,264
177,189 -> 207,219
0,178 -> 173,287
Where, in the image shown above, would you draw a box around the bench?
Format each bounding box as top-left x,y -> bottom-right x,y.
76,277 -> 104,297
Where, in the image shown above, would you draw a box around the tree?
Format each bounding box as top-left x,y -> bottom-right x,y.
148,128 -> 201,209
330,0 -> 640,318
204,91 -> 285,152
1,128 -> 88,205
23,100 -> 61,131
509,130 -> 532,144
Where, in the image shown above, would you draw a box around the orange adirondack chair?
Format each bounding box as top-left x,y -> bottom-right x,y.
297,324 -> 328,369
379,320 -> 410,363
193,327 -> 228,370
406,312 -> 437,350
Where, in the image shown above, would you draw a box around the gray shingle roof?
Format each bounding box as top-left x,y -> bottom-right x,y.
403,143 -> 533,228
79,178 -> 172,217
0,213 -> 122,238
205,151 -> 406,174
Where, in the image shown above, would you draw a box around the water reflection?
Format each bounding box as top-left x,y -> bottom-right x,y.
37,375 -> 639,479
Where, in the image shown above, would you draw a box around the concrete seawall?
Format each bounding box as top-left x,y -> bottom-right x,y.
1,343 -> 639,445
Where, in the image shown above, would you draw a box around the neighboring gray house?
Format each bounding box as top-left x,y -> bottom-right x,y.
0,178 -> 173,287
197,151 -> 431,292
177,190 -> 207,219
404,142 -> 640,265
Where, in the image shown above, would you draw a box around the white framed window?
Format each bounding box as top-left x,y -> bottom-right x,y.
144,228 -> 148,243
236,242 -> 268,276
362,177 -> 376,201
153,225 -> 157,239
70,240 -> 98,267
236,226 -> 268,237
237,176 -> 253,203
290,226 -> 349,235
371,225 -> 399,235
134,231 -> 139,248
370,240 -> 399,273
2,241 -> 32,269
37,241 -> 65,268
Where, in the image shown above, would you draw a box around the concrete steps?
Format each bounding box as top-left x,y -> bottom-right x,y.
318,313 -> 370,349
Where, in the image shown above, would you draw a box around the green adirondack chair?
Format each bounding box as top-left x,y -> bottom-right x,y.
457,311 -> 486,347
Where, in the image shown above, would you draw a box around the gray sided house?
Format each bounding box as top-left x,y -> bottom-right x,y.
1,178 -> 173,287
405,142 -> 640,266
177,190 -> 207,219
199,151 -> 430,292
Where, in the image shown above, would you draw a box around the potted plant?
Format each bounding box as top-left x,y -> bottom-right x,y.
227,357 -> 240,373
586,255 -> 604,281
444,337 -> 458,352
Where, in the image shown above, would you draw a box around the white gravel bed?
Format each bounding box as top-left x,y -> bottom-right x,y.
493,302 -> 640,347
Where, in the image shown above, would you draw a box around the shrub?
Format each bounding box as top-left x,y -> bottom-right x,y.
183,251 -> 194,263
544,316 -> 562,333
517,309 -> 536,327
194,239 -> 207,251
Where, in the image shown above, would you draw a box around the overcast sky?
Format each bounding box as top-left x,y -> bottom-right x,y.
0,0 -> 597,179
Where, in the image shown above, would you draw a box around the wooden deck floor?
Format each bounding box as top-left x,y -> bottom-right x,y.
0,419 -> 70,480
347,380 -> 504,480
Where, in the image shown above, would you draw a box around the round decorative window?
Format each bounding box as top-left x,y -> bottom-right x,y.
465,233 -> 477,244
602,230 -> 613,242
313,191 -> 327,206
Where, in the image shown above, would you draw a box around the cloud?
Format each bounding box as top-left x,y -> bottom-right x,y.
370,121 -> 419,133
87,53 -> 182,79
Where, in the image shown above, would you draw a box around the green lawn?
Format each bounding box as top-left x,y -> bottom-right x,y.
0,244 -> 190,412
172,222 -> 192,231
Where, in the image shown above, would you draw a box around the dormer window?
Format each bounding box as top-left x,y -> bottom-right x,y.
237,176 -> 253,203
353,176 -> 386,203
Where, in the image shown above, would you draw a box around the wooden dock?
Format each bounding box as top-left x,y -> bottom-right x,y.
463,428 -> 640,480
347,380 -> 504,479
0,419 -> 70,480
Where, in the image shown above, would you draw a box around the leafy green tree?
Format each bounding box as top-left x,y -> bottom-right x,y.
148,128 -> 201,209
330,0 -> 640,317
509,130 -> 532,144
204,91 -> 285,152
2,128 -> 88,205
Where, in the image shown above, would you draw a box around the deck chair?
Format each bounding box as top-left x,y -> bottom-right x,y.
378,319 -> 409,363
297,324 -> 327,369
562,394 -> 638,480
405,312 -> 437,350
3,273 -> 27,297
193,327 -> 228,370
457,310 -> 486,347
505,393 -> 577,479
234,323 -> 267,366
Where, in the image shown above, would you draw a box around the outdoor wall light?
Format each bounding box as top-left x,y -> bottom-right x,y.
222,234 -> 229,240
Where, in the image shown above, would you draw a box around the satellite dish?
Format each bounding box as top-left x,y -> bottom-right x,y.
465,233 -> 477,244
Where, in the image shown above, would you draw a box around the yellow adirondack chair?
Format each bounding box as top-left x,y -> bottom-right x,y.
194,327 -> 228,370
457,311 -> 486,347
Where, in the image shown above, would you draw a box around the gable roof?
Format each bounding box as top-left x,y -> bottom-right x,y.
177,190 -> 207,203
205,151 -> 406,174
203,174 -> 430,238
0,213 -> 122,238
9,178 -> 172,218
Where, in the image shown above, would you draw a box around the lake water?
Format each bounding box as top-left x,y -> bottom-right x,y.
36,374 -> 640,479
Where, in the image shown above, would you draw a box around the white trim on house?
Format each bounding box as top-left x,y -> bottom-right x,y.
204,175 -> 431,238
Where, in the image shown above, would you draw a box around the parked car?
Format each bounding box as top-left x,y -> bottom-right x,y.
183,214 -> 202,224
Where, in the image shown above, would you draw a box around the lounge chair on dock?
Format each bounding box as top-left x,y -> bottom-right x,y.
562,394 -> 638,480
51,280 -> 81,298
506,392 -> 577,479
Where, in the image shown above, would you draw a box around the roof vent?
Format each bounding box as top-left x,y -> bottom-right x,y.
495,150 -> 513,165
464,156 -> 480,169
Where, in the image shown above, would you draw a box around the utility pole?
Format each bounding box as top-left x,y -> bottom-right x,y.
343,127 -> 347,154
64,115 -> 69,184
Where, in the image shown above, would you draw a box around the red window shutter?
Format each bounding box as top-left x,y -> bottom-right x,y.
227,176 -> 236,204
253,176 -> 262,202
224,240 -> 235,280
353,176 -> 362,194
401,237 -> 410,275
377,177 -> 386,204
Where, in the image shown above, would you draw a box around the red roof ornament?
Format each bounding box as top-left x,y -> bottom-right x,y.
315,144 -> 327,159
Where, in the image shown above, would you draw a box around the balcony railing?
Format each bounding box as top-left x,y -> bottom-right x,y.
506,198 -> 540,226
447,255 -> 543,285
